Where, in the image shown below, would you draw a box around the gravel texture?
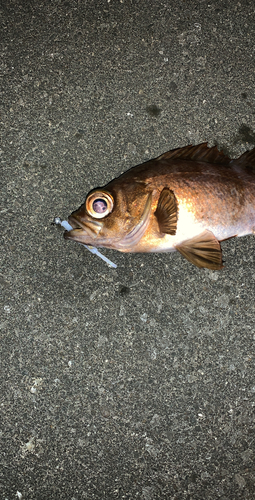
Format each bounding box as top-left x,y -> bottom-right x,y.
1,1 -> 255,499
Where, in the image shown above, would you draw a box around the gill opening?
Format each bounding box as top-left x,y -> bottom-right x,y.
116,192 -> 152,249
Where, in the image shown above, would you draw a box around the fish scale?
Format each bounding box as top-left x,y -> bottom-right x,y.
64,143 -> 255,270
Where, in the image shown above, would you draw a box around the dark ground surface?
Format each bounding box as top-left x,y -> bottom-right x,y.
1,1 -> 255,499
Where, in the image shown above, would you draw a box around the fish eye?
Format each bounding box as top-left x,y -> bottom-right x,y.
92,198 -> 108,213
86,191 -> 114,219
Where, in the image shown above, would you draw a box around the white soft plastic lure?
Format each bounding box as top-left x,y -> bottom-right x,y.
54,217 -> 117,268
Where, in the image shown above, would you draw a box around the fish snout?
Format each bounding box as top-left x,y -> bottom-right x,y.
64,213 -> 103,242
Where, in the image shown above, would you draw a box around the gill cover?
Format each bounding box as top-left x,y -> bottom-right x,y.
116,192 -> 153,249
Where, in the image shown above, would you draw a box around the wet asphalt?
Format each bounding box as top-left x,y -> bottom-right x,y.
1,1 -> 255,499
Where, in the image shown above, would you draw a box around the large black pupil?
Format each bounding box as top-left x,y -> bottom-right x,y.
92,198 -> 108,213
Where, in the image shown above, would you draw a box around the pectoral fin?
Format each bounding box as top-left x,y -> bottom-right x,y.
176,230 -> 223,270
154,188 -> 178,235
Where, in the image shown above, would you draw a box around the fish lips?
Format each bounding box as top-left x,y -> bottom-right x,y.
64,215 -> 102,244
64,226 -> 86,243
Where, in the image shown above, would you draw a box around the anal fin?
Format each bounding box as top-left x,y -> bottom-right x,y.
176,230 -> 223,270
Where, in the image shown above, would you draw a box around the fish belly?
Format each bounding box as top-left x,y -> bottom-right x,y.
140,198 -> 255,254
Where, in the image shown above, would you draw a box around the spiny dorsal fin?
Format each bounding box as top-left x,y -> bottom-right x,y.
176,230 -> 223,270
232,146 -> 255,169
154,188 -> 178,235
157,143 -> 231,166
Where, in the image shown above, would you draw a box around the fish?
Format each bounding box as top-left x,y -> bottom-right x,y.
64,143 -> 255,270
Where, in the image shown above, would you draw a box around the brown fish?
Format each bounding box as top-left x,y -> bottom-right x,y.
64,143 -> 255,269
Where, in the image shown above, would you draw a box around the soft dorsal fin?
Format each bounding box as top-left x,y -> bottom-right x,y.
157,143 -> 231,166
154,188 -> 178,235
176,230 -> 223,270
232,146 -> 255,169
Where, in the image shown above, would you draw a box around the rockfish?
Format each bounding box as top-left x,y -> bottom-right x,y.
64,143 -> 255,269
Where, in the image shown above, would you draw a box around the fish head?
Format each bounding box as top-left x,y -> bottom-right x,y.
64,179 -> 153,251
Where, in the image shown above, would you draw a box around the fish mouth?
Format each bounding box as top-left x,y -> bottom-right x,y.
64,215 -> 103,242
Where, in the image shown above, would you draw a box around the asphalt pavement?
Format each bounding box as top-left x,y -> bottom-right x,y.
1,1 -> 255,499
